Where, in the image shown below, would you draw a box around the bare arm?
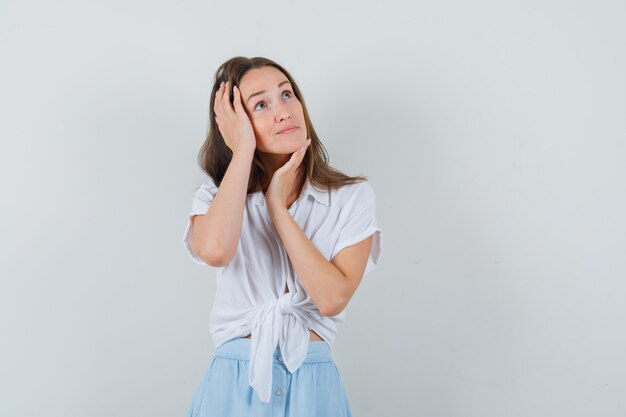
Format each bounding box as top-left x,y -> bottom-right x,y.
269,205 -> 372,316
190,80 -> 257,266
263,143 -> 372,316
190,150 -> 254,266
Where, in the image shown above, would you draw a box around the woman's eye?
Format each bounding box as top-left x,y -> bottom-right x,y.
254,91 -> 293,111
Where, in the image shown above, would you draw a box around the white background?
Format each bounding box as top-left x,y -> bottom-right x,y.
1,1 -> 625,416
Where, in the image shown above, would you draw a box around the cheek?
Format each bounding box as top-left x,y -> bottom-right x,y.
289,101 -> 305,120
249,113 -> 268,131
250,117 -> 274,143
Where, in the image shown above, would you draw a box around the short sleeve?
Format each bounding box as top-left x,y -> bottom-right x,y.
182,177 -> 219,265
330,182 -> 383,275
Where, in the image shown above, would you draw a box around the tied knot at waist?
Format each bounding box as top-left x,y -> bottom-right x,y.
249,290 -> 314,404
275,291 -> 293,316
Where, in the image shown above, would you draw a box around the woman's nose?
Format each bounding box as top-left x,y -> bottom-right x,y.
274,104 -> 291,122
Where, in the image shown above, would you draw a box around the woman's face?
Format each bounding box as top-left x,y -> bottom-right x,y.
238,66 -> 308,155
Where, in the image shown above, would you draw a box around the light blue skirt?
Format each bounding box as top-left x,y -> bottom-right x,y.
186,337 -> 353,417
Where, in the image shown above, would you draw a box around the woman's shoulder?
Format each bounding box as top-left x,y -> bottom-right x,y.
195,175 -> 219,191
334,179 -> 374,194
331,179 -> 376,205
189,176 -> 220,203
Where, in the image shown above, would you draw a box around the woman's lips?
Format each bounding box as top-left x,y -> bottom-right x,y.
278,127 -> 298,134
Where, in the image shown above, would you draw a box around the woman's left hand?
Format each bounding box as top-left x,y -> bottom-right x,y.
266,138 -> 311,213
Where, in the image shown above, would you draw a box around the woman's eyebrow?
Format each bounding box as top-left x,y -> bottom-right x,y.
246,80 -> 291,105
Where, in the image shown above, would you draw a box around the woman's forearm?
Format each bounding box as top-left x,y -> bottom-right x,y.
192,150 -> 254,266
268,205 -> 347,316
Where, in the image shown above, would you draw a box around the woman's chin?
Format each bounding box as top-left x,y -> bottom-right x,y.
259,135 -> 307,155
278,139 -> 307,153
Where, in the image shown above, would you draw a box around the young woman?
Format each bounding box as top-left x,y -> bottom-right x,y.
183,56 -> 383,417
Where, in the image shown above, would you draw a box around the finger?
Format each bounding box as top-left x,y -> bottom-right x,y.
232,85 -> 244,113
214,81 -> 225,115
277,149 -> 298,174
293,140 -> 309,157
287,144 -> 306,168
300,139 -> 311,155
296,139 -> 311,162
297,143 -> 308,163
222,80 -> 234,113
216,80 -> 225,101
216,81 -> 225,105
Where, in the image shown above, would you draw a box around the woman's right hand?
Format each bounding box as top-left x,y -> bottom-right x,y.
213,80 -> 257,156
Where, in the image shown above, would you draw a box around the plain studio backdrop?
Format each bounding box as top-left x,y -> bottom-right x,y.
1,1 -> 625,416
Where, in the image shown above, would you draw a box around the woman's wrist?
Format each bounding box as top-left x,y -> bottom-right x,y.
231,146 -> 255,162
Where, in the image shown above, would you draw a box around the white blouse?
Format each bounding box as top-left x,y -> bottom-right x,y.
183,175 -> 383,403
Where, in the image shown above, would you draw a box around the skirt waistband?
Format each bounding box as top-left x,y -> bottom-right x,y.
214,337 -> 332,364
